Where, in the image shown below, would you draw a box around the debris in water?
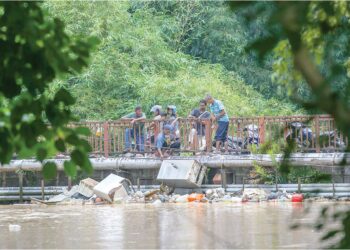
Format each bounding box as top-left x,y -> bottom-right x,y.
78,178 -> 99,198
9,224 -> 21,232
157,160 -> 206,188
93,174 -> 131,203
176,194 -> 189,203
152,199 -> 162,205
187,193 -> 204,202
242,188 -> 268,202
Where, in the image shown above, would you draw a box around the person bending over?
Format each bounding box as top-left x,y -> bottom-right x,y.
156,124 -> 180,158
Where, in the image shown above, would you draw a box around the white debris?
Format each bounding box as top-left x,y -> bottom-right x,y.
231,197 -> 242,202
9,224 -> 21,232
242,188 -> 268,202
135,191 -> 144,198
93,174 -> 130,202
152,199 -> 162,205
175,194 -> 189,203
77,178 -> 99,198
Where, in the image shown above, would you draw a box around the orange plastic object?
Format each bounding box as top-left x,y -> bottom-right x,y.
187,193 -> 204,202
291,194 -> 304,202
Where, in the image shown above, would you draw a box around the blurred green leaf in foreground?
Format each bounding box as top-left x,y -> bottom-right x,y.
0,2 -> 98,179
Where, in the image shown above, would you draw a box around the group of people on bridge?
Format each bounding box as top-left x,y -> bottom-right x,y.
121,94 -> 229,157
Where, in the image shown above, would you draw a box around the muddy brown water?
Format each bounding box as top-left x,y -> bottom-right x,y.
0,202 -> 344,249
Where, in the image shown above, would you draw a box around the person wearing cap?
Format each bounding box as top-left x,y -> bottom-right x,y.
150,105 -> 162,120
122,106 -> 146,152
166,105 -> 180,138
156,124 -> 180,158
204,94 -> 229,152
148,105 -> 163,147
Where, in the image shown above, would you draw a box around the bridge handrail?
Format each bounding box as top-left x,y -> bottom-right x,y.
68,114 -> 347,156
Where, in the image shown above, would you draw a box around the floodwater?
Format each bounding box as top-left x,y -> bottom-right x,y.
0,202 -> 343,249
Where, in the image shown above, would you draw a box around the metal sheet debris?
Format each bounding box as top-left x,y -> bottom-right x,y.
93,174 -> 131,202
78,178 -> 99,198
157,160 -> 206,188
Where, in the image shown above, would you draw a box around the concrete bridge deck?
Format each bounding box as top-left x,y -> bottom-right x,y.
1,153 -> 350,172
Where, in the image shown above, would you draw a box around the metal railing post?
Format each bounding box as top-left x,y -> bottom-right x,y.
315,115 -> 320,153
205,120 -> 212,153
275,168 -> 278,192
103,122 -> 109,157
41,179 -> 45,200
18,172 -> 23,203
2,173 -> 6,187
259,116 -> 265,144
68,176 -> 72,191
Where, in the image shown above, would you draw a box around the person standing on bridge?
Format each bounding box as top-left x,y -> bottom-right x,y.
188,99 -> 211,151
205,94 -> 229,152
122,106 -> 146,152
148,105 -> 163,147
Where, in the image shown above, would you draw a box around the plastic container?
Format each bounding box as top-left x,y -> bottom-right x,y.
187,193 -> 204,202
291,194 -> 304,202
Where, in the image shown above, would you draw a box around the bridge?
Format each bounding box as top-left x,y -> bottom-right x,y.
74,114 -> 346,156
1,114 -> 349,172
1,114 -> 350,202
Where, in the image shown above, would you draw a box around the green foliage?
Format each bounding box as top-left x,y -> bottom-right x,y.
252,164 -> 330,184
44,1 -> 298,120
230,2 -> 350,248
138,1 -> 291,101
0,2 -> 97,178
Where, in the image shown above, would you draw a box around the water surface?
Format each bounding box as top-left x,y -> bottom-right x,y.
0,202 -> 341,249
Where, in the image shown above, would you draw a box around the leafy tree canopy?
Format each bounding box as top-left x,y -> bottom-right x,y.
0,2 -> 98,178
44,1 -> 299,120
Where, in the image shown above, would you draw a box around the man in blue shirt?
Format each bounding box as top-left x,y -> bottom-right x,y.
205,94 -> 229,152
156,124 -> 180,158
122,106 -> 146,152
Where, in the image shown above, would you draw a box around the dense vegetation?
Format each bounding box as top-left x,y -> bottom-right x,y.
231,2 -> 350,248
44,1 -> 299,120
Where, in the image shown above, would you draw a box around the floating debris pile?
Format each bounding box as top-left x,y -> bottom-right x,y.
31,175 -> 310,205
31,172 -> 349,205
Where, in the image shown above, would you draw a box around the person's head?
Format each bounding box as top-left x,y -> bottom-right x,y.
163,124 -> 172,135
204,94 -> 214,104
199,99 -> 207,111
150,105 -> 162,116
167,105 -> 177,116
135,106 -> 142,116
160,112 -> 167,120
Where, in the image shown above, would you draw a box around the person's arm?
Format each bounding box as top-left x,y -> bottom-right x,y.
132,116 -> 146,123
121,113 -> 133,120
199,111 -> 210,124
214,109 -> 226,120
130,113 -> 146,124
213,101 -> 226,121
171,117 -> 180,127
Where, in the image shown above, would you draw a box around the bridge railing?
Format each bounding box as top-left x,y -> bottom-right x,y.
73,115 -> 347,156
